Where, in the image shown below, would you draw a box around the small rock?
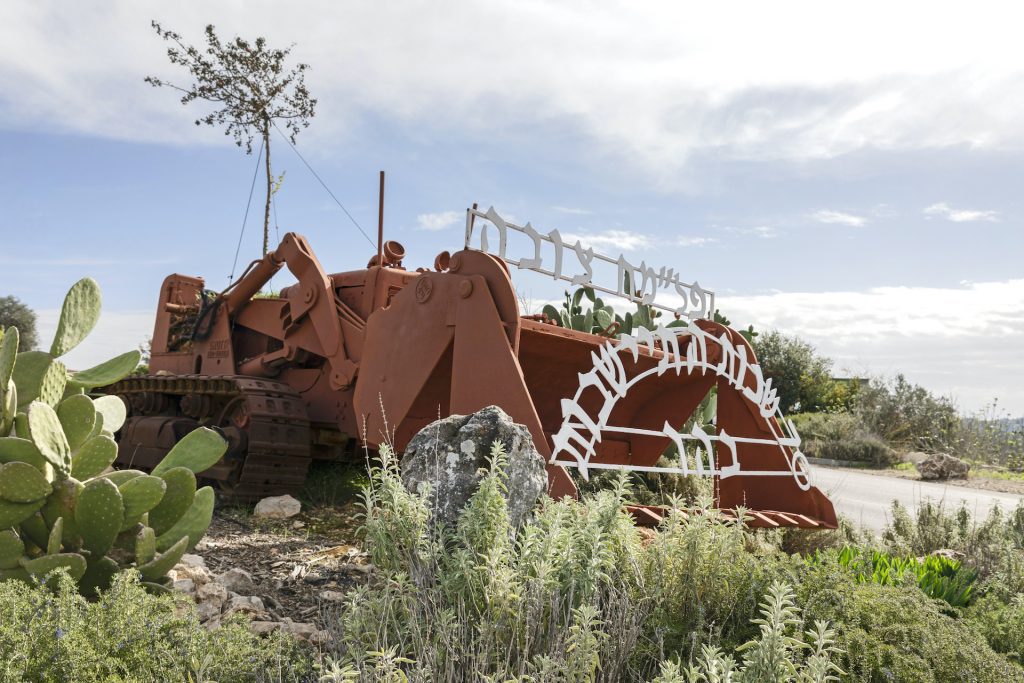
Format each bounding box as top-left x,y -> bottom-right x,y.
224,595 -> 266,617
172,578 -> 196,595
196,581 -> 228,609
181,553 -> 207,569
254,494 -> 302,519
310,630 -> 332,645
292,520 -> 305,529
173,562 -> 212,586
929,548 -> 965,562
320,590 -> 345,602
196,600 -> 222,623
340,562 -> 374,575
250,620 -> 284,636
216,567 -> 255,593
203,616 -> 222,631
281,619 -> 318,640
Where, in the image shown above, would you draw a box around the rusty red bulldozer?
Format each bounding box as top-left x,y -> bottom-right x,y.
106,204 -> 837,529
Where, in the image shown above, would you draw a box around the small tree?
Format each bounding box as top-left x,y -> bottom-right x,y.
754,330 -> 835,413
0,296 -> 38,350
146,22 -> 317,256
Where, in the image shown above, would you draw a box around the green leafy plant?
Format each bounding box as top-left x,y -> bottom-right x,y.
0,278 -> 226,596
810,546 -> 977,608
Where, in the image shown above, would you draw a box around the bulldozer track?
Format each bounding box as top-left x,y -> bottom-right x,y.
105,375 -> 312,501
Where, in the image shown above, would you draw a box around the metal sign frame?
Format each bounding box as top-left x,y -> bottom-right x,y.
465,206 -> 715,321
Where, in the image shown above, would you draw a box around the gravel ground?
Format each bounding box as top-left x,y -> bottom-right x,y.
193,500 -> 370,628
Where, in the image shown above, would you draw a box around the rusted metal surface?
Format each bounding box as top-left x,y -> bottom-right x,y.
108,375 -> 311,501
116,227 -> 837,527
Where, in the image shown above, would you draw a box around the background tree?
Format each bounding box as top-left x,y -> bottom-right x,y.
0,295 -> 38,350
146,22 -> 316,256
753,330 -> 835,413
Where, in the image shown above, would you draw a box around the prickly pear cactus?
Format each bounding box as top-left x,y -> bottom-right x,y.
0,279 -> 226,597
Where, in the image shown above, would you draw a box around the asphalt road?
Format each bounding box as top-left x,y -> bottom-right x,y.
810,466 -> 1023,532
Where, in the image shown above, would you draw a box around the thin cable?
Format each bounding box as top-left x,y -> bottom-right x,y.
271,121 -> 376,248
229,138 -> 265,282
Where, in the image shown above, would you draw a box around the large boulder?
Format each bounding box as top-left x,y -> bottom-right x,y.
915,452 -> 970,480
400,406 -> 547,528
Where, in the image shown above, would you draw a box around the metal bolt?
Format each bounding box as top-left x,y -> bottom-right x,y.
459,280 -> 474,298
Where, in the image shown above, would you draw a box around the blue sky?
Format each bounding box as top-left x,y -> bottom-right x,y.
1,1 -> 1022,415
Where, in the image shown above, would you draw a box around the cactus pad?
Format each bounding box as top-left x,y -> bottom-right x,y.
47,517 -> 64,555
12,351 -> 56,408
50,277 -> 102,358
0,528 -> 24,569
21,552 -> 87,584
19,513 -> 50,551
79,556 -> 119,597
26,402 -> 71,473
148,467 -> 196,535
136,525 -> 156,565
138,535 -> 189,582
0,437 -> 48,472
57,394 -> 97,451
101,469 -> 144,486
0,461 -> 51,502
0,326 -> 18,388
37,359 -> 68,408
75,478 -> 124,557
70,434 -> 118,481
0,497 -> 45,528
1,379 -> 15,436
155,485 -> 213,552
41,477 -> 83,541
92,395 -> 128,434
68,350 -> 141,390
150,427 -> 228,477
119,474 -> 166,522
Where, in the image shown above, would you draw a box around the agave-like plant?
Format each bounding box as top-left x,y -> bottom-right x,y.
0,278 -> 226,595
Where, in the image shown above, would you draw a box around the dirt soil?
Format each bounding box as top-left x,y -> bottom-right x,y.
193,501 -> 369,628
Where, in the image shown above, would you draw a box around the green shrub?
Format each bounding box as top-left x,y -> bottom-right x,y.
883,499 -> 1024,579
798,564 -> 1022,682
0,570 -> 312,682
650,582 -> 843,683
855,374 -> 960,453
966,594 -> 1024,664
791,412 -> 898,467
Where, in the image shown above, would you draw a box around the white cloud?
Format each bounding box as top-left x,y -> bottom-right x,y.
924,202 -> 1000,223
416,210 -> 461,231
721,225 -> 777,239
4,2 -> 1024,180
561,229 -> 654,252
716,279 -> 1024,414
810,210 -> 867,227
676,236 -> 717,247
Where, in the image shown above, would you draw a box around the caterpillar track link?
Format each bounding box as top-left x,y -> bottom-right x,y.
107,374 -> 311,501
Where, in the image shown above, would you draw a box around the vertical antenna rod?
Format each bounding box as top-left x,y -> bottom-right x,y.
377,170 -> 385,266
